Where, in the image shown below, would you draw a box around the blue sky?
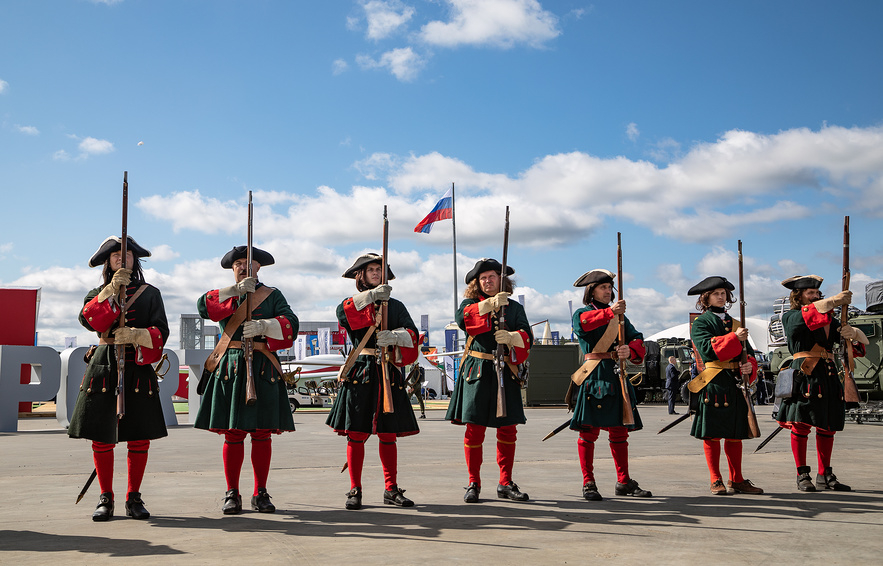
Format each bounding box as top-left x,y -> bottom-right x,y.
1,0 -> 882,350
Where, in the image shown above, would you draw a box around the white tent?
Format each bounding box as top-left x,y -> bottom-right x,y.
646,316 -> 772,353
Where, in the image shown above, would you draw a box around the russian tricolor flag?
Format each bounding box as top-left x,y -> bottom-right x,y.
413,187 -> 453,234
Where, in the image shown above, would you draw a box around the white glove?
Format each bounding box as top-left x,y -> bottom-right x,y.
478,292 -> 510,316
219,277 -> 257,302
375,330 -> 397,348
97,268 -> 132,302
242,318 -> 283,340
814,290 -> 852,314
494,330 -> 524,348
353,284 -> 392,310
376,328 -> 414,348
114,327 -> 153,348
841,324 -> 869,345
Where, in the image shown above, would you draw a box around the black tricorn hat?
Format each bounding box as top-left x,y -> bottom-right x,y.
781,274 -> 823,290
465,258 -> 515,284
687,276 -> 735,296
89,236 -> 151,268
573,269 -> 615,288
343,253 -> 395,280
220,246 -> 275,269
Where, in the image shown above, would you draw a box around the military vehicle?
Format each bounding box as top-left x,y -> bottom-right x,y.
625,337 -> 695,405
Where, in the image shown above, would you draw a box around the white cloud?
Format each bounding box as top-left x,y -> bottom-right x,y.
138,190 -> 244,234
16,125 -> 39,135
53,150 -> 70,161
626,122 -> 639,142
91,0 -> 124,5
356,47 -> 425,81
362,0 -> 415,40
149,244 -> 180,261
420,0 -> 560,48
79,137 -> 115,155
0,79 -> 8,93
332,58 -> 349,75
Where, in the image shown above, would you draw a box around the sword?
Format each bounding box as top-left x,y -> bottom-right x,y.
657,412 -> 691,434
753,426 -> 784,453
542,419 -> 572,441
75,468 -> 97,504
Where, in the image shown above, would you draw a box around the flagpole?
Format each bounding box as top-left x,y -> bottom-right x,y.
451,182 -> 459,323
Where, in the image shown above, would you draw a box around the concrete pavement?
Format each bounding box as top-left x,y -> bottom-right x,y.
1,405 -> 882,564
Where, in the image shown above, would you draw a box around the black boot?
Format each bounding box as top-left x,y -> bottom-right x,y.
614,478 -> 652,497
463,482 -> 481,503
497,482 -> 529,501
796,466 -> 816,492
817,468 -> 851,491
345,487 -> 362,510
92,492 -> 114,522
251,488 -> 276,513
125,492 -> 150,520
383,485 -> 414,507
582,481 -> 602,501
222,488 -> 242,515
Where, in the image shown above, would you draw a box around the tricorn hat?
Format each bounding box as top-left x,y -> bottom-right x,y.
465,258 -> 515,284
687,276 -> 735,296
343,253 -> 395,280
781,274 -> 823,290
220,246 -> 275,269
573,269 -> 615,288
89,236 -> 151,268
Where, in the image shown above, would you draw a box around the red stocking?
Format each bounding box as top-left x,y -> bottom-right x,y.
377,432 -> 398,490
578,428 -> 600,484
126,439 -> 150,496
250,430 -> 272,496
790,422 -> 811,469
723,439 -> 744,483
496,425 -> 517,486
92,441 -> 115,497
608,427 -> 630,484
464,424 -> 486,486
816,429 -> 835,474
347,431 -> 370,489
223,430 -> 247,491
703,438 -> 722,482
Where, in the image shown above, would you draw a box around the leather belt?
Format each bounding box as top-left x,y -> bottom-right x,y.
468,350 -> 494,361
792,344 -> 831,375
584,352 -> 613,361
704,361 -> 740,370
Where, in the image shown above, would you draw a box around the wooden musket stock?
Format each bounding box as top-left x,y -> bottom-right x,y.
115,172 -> 129,420
737,240 -> 761,439
244,191 -> 257,405
380,205 -> 395,414
494,207 -> 510,419
616,232 -> 635,426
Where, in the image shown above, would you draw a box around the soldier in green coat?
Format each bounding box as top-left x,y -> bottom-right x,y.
195,246 -> 298,515
569,269 -> 652,501
445,258 -> 533,504
69,236 -> 169,521
326,253 -> 420,510
775,275 -> 867,491
688,276 -> 764,496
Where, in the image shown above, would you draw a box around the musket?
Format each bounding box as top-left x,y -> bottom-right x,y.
494,207 -> 510,419
841,216 -> 861,404
542,418 -> 571,441
379,205 -> 394,413
244,191 -> 257,405
115,172 -> 129,419
753,425 -> 784,453
616,233 -> 635,426
737,240 -> 761,439
657,412 -> 691,435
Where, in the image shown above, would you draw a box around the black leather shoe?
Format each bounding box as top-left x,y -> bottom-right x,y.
796,466 -> 816,492
497,482 -> 529,501
383,485 -> 414,507
817,468 -> 851,491
222,489 -> 242,515
251,488 -> 276,513
345,487 -> 362,510
582,481 -> 602,501
614,479 -> 652,497
419,414 -> 426,419
125,492 -> 150,520
92,492 -> 114,521
464,482 -> 480,503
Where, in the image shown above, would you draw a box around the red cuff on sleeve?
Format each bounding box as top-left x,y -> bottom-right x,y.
747,356 -> 758,385
266,316 -> 296,351
343,298 -> 376,330
710,332 -> 744,362
509,330 -> 531,364
204,290 -> 238,322
801,303 -> 831,330
629,339 -> 645,364
852,342 -> 866,358
579,308 -> 614,332
392,328 -> 419,367
81,295 -> 119,333
135,327 -> 165,365
464,303 -> 492,335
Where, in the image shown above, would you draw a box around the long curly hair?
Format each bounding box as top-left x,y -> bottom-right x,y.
583,283 -> 616,306
789,288 -> 822,310
695,289 -> 735,312
464,276 -> 515,300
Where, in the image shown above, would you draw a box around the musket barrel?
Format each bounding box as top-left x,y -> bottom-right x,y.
116,172 -> 129,420
245,191 -> 257,405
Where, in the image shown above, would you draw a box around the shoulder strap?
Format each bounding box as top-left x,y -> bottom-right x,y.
570,318 -> 619,386
203,286 -> 274,373
337,324 -> 378,380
